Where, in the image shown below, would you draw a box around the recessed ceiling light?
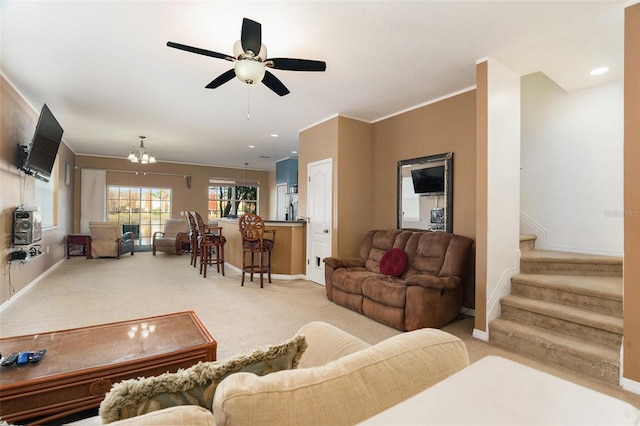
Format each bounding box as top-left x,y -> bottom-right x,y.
590,67 -> 609,76
248,145 -> 256,149
291,150 -> 298,154
270,134 -> 279,138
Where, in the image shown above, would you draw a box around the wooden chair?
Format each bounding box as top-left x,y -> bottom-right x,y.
238,214 -> 275,288
186,212 -> 200,267
199,226 -> 226,278
190,211 -> 226,277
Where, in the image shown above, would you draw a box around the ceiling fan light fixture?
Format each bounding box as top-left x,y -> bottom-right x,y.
235,59 -> 265,84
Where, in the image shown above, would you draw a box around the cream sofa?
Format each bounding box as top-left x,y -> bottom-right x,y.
96,321 -> 469,425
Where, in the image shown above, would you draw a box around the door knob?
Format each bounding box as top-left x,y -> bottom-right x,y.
323,229 -> 329,233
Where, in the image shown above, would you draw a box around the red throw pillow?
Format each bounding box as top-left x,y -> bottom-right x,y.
379,248 -> 408,277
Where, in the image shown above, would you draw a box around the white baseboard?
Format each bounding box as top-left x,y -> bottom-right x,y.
224,263 -> 305,281
473,328 -> 489,341
0,257 -> 66,313
621,377 -> 640,395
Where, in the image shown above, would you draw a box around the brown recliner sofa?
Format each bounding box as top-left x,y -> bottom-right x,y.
324,229 -> 473,331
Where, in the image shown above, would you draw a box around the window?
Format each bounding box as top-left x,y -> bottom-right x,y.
35,157 -> 59,228
208,178 -> 258,223
107,186 -> 171,245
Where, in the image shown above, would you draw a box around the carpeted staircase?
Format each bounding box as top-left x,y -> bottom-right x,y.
489,234 -> 623,384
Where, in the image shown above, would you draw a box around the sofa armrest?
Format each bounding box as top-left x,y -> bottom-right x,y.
295,321 -> 370,369
213,328 -> 469,426
323,257 -> 364,269
121,231 -> 135,241
108,406 -> 214,426
405,274 -> 461,290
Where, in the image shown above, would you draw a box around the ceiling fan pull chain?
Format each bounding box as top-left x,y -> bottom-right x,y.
247,87 -> 251,120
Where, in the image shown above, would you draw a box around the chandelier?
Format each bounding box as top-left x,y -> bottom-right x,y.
127,136 -> 156,164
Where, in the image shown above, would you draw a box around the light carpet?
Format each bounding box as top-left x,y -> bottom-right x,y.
1,252 -> 639,410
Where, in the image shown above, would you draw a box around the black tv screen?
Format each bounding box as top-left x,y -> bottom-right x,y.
411,166 -> 445,195
25,104 -> 63,178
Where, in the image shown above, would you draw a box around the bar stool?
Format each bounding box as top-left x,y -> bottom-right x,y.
186,212 -> 200,267
238,213 -> 275,288
200,226 -> 226,278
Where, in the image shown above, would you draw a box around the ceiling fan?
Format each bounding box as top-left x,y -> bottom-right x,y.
167,18 -> 326,96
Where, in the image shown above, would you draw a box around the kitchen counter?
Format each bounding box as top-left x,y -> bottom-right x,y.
218,218 -> 306,277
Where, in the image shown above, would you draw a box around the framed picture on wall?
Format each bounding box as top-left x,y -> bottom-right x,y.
65,161 -> 71,186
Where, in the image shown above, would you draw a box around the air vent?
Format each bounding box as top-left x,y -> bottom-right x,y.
259,155 -> 271,159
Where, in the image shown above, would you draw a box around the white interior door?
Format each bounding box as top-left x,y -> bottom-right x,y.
276,184 -> 287,221
306,158 -> 332,285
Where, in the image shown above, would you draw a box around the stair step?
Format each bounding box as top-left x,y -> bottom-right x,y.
519,234 -> 537,251
500,294 -> 623,347
511,274 -> 623,317
489,317 -> 620,384
520,250 -> 622,276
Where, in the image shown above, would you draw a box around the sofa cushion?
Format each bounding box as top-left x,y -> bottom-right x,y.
361,276 -> 406,308
362,230 -> 406,273
212,328 -> 469,426
379,248 -> 408,276
99,335 -> 307,423
295,321 -> 371,369
331,267 -> 377,295
405,232 -> 452,275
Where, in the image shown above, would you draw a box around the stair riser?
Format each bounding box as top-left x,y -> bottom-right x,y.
489,326 -> 619,385
520,261 -> 622,277
500,304 -> 622,347
512,281 -> 623,318
519,240 -> 536,251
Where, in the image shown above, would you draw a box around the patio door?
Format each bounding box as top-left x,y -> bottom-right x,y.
107,186 -> 172,247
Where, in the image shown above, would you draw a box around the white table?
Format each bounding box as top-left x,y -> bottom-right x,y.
361,355 -> 640,425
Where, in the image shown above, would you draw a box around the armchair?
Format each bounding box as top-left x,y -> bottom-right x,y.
152,219 -> 190,255
89,222 -> 135,259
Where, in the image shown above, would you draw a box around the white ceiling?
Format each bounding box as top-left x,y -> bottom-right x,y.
0,1 -> 625,171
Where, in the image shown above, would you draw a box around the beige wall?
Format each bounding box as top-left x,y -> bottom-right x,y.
336,117 -> 373,257
297,116 -> 379,259
371,92 -> 477,238
299,117 -> 339,254
624,2 -> 640,383
298,93 -> 477,305
475,62 -> 488,330
0,76 -> 75,304
74,155 -> 272,231
372,91 -> 477,307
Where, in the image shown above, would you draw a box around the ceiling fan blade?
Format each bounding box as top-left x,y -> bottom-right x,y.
167,41 -> 233,61
241,18 -> 262,55
268,58 -> 327,72
262,71 -> 290,96
205,69 -> 236,89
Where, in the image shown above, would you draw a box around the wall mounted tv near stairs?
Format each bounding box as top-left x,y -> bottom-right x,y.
17,104 -> 63,182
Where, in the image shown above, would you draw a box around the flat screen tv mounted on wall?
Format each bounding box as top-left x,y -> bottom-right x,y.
18,104 -> 63,181
411,165 -> 445,195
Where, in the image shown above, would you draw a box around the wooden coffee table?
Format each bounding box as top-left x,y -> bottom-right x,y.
0,311 -> 216,424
